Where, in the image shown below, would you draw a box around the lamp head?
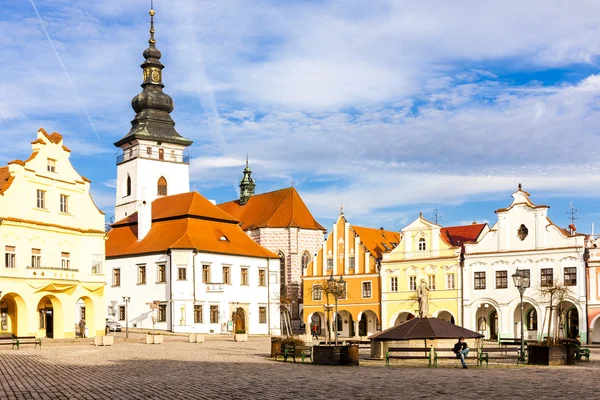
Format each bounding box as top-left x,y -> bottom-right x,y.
512,268 -> 523,288
328,274 -> 335,284
338,276 -> 345,285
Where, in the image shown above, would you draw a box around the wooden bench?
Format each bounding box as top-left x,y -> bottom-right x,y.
275,344 -> 312,363
0,332 -> 16,349
385,347 -> 434,367
12,335 -> 42,350
431,347 -> 477,367
478,346 -> 526,367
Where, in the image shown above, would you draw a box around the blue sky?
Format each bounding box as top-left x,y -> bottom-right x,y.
2,0 -> 600,233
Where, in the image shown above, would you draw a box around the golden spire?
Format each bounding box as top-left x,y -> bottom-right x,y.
149,1 -> 156,46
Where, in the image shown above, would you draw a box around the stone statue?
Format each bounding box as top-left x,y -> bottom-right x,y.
417,279 -> 429,318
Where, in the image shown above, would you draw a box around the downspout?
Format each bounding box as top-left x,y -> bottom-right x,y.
168,249 -> 174,333
584,247 -> 590,344
192,249 -> 197,303
460,248 -> 465,327
377,258 -> 382,332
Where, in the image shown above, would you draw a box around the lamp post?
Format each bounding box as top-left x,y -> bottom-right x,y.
328,274 -> 345,346
512,268 -> 530,364
122,296 -> 131,339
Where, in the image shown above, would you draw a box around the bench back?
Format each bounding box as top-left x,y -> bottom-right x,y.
295,346 -> 312,351
0,332 -> 13,340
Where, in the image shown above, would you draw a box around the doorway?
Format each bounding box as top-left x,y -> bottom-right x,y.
489,310 -> 498,340
45,309 -> 54,338
233,308 -> 246,333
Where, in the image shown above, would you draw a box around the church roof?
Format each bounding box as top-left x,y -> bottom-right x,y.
440,223 -> 488,246
107,191 -> 278,259
350,226 -> 401,258
217,187 -> 326,231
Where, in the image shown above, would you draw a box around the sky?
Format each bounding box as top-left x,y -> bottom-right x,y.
2,0 -> 600,233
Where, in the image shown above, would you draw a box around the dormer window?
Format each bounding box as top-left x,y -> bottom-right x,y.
47,158 -> 56,173
418,238 -> 426,251
219,235 -> 228,241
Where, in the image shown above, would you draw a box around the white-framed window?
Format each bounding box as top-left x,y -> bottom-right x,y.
241,267 -> 249,285
390,277 -> 398,292
157,264 -> 166,282
210,305 -> 219,323
348,255 -> 356,269
362,281 -> 372,298
409,276 -> 417,291
327,257 -> 333,270
428,275 -> 436,290
91,254 -> 102,274
446,273 -> 455,289
60,194 -> 69,213
138,265 -> 146,284
259,307 -> 267,323
202,265 -> 210,283
312,284 -> 323,301
158,304 -> 167,322
194,305 -> 203,323
258,269 -> 266,286
47,158 -> 56,172
178,267 -> 187,281
31,248 -> 41,268
418,238 -> 426,251
223,266 -> 230,284
5,246 -> 16,268
112,268 -> 121,286
36,189 -> 46,209
474,271 -> 486,290
61,252 -> 70,269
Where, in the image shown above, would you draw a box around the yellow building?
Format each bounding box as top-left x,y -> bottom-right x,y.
0,129 -> 106,339
380,214 -> 488,330
303,213 -> 400,339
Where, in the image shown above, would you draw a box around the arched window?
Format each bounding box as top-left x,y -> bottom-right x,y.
527,309 -> 538,330
279,252 -> 286,296
418,237 -> 426,251
125,174 -> 132,197
157,176 -> 167,196
301,251 -> 310,269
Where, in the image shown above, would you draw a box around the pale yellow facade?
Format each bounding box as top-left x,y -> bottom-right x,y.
380,215 -> 488,330
0,129 -> 106,339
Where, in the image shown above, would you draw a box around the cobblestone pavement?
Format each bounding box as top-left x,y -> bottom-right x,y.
0,334 -> 598,400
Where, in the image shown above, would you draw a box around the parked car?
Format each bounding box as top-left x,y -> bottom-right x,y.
106,318 -> 122,333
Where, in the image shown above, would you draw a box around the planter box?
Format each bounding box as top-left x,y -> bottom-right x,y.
189,334 -> 197,343
528,345 -> 568,365
196,335 -> 205,343
234,333 -> 248,342
94,335 -> 114,346
313,345 -> 349,365
146,334 -> 164,344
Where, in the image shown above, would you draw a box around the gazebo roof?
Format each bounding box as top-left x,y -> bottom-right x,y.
369,317 -> 483,341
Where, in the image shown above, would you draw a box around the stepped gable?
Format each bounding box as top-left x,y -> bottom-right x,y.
350,226 -> 401,258
107,191 -> 277,259
217,187 -> 326,231
440,223 -> 488,246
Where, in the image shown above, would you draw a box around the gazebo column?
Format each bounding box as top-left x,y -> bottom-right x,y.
353,321 -> 360,339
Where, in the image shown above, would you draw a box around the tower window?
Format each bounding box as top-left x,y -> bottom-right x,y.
158,148 -> 164,160
125,175 -> 132,197
157,177 -> 167,196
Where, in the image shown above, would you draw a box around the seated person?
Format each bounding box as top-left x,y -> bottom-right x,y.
453,337 -> 470,369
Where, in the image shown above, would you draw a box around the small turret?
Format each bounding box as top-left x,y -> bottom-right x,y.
239,155 -> 255,205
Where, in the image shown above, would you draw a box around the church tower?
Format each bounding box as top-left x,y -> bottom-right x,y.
239,155 -> 255,205
114,5 -> 193,221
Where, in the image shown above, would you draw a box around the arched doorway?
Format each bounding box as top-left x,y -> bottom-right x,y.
489,310 -> 498,340
233,307 -> 246,333
437,311 -> 455,324
75,297 -> 95,338
0,293 -> 27,335
513,302 -> 537,340
393,312 -> 415,326
358,310 -> 378,336
565,306 -> 579,339
311,313 -> 323,335
37,296 -> 63,339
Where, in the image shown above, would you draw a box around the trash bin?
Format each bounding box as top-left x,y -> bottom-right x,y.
271,337 -> 282,358
347,343 -> 360,366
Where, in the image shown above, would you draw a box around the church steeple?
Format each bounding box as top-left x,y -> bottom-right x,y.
114,4 -> 192,148
239,155 -> 256,205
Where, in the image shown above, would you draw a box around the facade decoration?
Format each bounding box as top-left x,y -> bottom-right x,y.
381,214 -> 488,330
463,185 -> 587,342
0,129 -> 106,339
302,214 -> 400,338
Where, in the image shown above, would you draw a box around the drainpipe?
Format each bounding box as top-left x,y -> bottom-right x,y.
267,257 -> 271,335
168,249 -> 174,333
377,259 -> 382,332
584,247 -> 590,344
192,250 -> 197,303
460,249 -> 465,327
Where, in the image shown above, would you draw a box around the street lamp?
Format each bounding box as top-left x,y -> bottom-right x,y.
122,296 -> 131,339
328,274 -> 345,346
512,268 -> 530,365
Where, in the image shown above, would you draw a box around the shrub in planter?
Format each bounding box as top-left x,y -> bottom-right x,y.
281,336 -> 306,348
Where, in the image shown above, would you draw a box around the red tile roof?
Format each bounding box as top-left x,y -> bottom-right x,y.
350,226 -> 401,258
441,223 -> 488,246
108,191 -> 278,259
217,187 -> 326,231
0,167 -> 13,195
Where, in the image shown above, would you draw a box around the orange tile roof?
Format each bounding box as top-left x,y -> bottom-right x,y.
0,167 -> 14,195
0,217 -> 105,234
217,187 -> 326,231
350,226 -> 401,258
441,223 -> 488,246
108,191 -> 278,259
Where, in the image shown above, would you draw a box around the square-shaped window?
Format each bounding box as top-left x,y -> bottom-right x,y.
474,271 -> 486,290
60,194 -> 69,213
31,248 -> 41,268
36,190 -> 46,209
91,254 -> 102,274
61,252 -> 70,270
390,277 -> 398,292
541,268 -> 553,287
496,270 -> 508,289
4,246 -> 16,269
157,264 -> 166,282
258,269 -> 266,286
202,265 -> 210,283
313,284 -> 323,301
409,276 -> 417,291
119,306 -> 125,321
428,275 -> 436,290
348,256 -> 355,269
158,304 -> 167,322
47,158 -> 56,173
241,267 -> 248,285
327,258 -> 333,270
112,268 -> 121,286
362,281 -> 372,298
564,267 -> 576,286
178,267 -> 187,281
223,266 -> 230,284
138,265 -> 146,284
210,305 -> 219,323
194,305 -> 203,323
259,307 -> 267,323
446,273 -> 455,289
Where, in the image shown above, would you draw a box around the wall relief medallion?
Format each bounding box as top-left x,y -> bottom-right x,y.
517,224 -> 528,241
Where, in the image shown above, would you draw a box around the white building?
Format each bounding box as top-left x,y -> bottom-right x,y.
105,7 -> 281,336
463,185 -> 587,342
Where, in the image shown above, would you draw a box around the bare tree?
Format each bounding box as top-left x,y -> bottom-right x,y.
536,280 -> 573,345
306,279 -> 348,345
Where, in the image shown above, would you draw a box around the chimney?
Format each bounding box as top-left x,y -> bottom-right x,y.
569,223 -> 576,236
137,187 -> 152,241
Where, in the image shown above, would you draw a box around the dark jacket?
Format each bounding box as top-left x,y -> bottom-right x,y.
453,341 -> 467,354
